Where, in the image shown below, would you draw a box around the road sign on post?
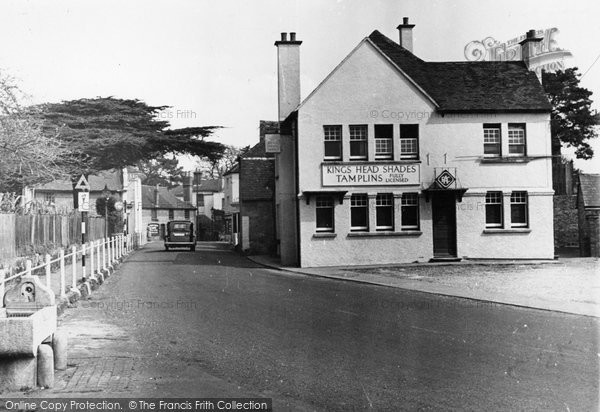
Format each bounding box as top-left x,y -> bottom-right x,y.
75,174 -> 90,279
75,174 -> 91,191
78,192 -> 90,212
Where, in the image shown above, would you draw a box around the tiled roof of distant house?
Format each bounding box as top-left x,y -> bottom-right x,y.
579,174 -> 600,208
141,185 -> 196,209
36,170 -> 123,192
196,178 -> 222,192
366,30 -> 552,113
223,163 -> 240,176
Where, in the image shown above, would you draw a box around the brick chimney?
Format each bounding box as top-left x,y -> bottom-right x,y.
275,32 -> 302,122
397,17 -> 415,53
154,185 -> 160,207
519,29 -> 542,80
182,171 -> 193,202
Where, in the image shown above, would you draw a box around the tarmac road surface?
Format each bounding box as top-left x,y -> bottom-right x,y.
45,242 -> 600,410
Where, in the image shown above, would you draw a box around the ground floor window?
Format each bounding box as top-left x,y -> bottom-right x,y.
184,209 -> 190,219
350,194 -> 368,231
401,193 -> 419,229
316,196 -> 335,232
510,191 -> 528,227
151,209 -> 158,221
485,191 -> 503,228
376,193 -> 394,230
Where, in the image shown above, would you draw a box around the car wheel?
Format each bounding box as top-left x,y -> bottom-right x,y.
190,246 -> 195,251
165,246 -> 169,251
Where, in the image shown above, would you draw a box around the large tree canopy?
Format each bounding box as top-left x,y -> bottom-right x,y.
35,97 -> 225,177
543,68 -> 598,159
0,71 -> 76,191
138,157 -> 186,188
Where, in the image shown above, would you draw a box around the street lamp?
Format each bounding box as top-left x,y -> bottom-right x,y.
102,184 -> 110,238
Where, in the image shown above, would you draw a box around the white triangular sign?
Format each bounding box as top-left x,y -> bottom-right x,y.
74,174 -> 90,191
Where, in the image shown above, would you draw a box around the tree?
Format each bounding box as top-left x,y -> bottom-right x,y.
543,68 -> 598,159
138,156 -> 186,188
95,195 -> 124,235
195,144 -> 249,178
0,71 -> 77,192
34,97 -> 226,176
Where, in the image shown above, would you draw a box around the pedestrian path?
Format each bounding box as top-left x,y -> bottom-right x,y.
248,255 -> 600,317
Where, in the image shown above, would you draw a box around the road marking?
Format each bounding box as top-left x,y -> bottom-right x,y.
410,325 -> 444,335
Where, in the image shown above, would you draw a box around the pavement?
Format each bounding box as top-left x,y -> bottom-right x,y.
247,254 -> 600,317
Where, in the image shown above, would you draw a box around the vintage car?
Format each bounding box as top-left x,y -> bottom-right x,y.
164,220 -> 196,251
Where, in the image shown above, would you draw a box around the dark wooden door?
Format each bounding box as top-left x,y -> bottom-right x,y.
432,193 -> 457,257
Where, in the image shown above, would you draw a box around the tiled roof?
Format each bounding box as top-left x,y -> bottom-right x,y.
367,30 -> 552,113
36,170 -> 123,192
579,174 -> 600,208
223,163 -> 240,176
141,185 -> 196,209
196,178 -> 222,192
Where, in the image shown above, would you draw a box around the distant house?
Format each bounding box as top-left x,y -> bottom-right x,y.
171,175 -> 223,219
222,164 -> 240,245
141,185 -> 196,238
238,120 -> 278,254
577,174 -> 600,257
26,168 -> 144,239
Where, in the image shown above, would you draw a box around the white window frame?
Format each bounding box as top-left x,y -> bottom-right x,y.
510,191 -> 528,228
485,191 -> 503,228
350,194 -> 369,231
483,124 -> 502,157
375,125 -> 393,160
508,124 -> 527,156
324,125 -> 343,161
400,193 -> 419,230
375,193 -> 394,230
349,125 -> 368,160
316,196 -> 335,232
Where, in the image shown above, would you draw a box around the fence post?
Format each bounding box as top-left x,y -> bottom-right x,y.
97,240 -> 102,275
59,249 -> 66,298
89,241 -> 95,279
0,269 -> 5,307
72,245 -> 78,290
45,254 -> 52,289
102,238 -> 107,272
81,243 -> 86,280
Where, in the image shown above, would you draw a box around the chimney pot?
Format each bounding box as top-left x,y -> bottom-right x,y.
281,32 -> 287,41
403,17 -> 409,24
527,29 -> 536,38
290,32 -> 296,41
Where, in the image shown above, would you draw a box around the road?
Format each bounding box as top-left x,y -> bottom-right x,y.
53,242 -> 598,411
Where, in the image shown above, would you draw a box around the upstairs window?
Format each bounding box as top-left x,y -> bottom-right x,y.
151,209 -> 158,221
168,209 -> 174,220
375,125 -> 393,160
510,191 -> 528,227
316,196 -> 335,232
349,125 -> 368,160
324,125 -> 342,161
400,124 -> 419,160
184,210 -> 190,219
485,191 -> 503,228
376,193 -> 394,230
350,194 -> 369,231
483,124 -> 501,157
401,193 -> 419,229
197,194 -> 205,207
508,124 -> 526,156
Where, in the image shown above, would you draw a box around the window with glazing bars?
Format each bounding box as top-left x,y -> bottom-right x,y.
350,194 -> 368,231
324,125 -> 342,160
316,196 -> 334,232
508,124 -> 526,156
400,124 -> 419,160
376,193 -> 394,230
375,125 -> 393,159
349,125 -> 368,160
483,124 -> 501,157
510,191 -> 528,227
485,191 -> 503,228
401,193 -> 419,229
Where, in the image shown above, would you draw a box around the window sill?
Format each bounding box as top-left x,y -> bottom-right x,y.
481,157 -> 532,164
313,233 -> 337,239
347,231 -> 422,238
483,228 -> 531,234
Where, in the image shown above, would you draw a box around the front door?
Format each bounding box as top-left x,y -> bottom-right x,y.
432,193 -> 457,257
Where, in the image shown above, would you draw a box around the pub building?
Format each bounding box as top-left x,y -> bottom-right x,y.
271,21 -> 554,267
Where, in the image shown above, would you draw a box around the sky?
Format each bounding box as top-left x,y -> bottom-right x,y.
1,0 -> 599,172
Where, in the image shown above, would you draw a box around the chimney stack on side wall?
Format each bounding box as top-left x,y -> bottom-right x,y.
519,29 -> 543,82
183,171 -> 193,203
397,17 -> 415,53
275,32 -> 302,122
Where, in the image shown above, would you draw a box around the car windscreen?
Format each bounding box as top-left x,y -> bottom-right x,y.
171,223 -> 191,231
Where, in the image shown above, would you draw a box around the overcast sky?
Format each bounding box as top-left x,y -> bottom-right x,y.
1,0 -> 598,172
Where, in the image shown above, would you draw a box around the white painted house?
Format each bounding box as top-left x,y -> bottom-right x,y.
273,21 -> 554,267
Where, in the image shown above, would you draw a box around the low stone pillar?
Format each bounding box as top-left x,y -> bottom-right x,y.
37,344 -> 54,388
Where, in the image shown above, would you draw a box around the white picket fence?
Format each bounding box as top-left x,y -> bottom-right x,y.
0,233 -> 143,307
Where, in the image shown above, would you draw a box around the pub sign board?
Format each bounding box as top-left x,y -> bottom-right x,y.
322,163 -> 420,186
